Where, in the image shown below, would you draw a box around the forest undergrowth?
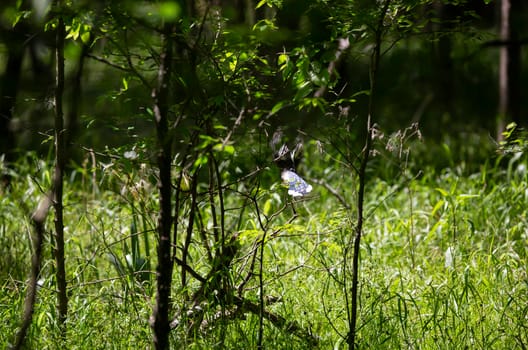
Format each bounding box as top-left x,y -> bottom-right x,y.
1,140 -> 527,349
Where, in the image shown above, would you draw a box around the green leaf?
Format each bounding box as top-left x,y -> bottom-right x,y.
252,19 -> 277,32
294,81 -> 312,100
65,23 -> 80,40
435,188 -> 448,197
193,155 -> 208,170
263,199 -> 272,216
270,101 -> 288,115
278,53 -> 289,67
213,124 -> 227,130
213,143 -> 235,155
456,194 -> 479,204
229,57 -> 237,72
86,119 -> 95,129
431,199 -> 445,217
122,77 -> 129,91
256,0 -> 269,9
80,31 -> 91,44
8,9 -> 31,28
198,135 -> 217,149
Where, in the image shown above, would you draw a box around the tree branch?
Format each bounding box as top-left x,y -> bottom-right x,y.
10,196 -> 52,350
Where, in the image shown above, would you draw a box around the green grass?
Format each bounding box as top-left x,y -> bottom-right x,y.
1,150 -> 527,349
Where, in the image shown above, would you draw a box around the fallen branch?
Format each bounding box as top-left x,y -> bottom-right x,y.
170,295 -> 319,346
234,296 -> 319,346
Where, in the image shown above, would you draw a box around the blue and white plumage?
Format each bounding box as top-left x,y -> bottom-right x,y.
281,169 -> 312,197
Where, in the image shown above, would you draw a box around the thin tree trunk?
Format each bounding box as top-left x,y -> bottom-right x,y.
11,7 -> 68,346
53,5 -> 68,332
244,0 -> 256,26
10,196 -> 52,350
497,0 -> 521,140
348,2 -> 389,349
151,23 -> 175,350
181,173 -> 198,299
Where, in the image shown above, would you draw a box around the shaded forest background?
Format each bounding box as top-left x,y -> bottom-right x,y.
1,0 -> 526,169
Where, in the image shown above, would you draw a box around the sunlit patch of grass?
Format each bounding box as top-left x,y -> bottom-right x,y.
341,167 -> 528,349
1,150 -> 528,349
